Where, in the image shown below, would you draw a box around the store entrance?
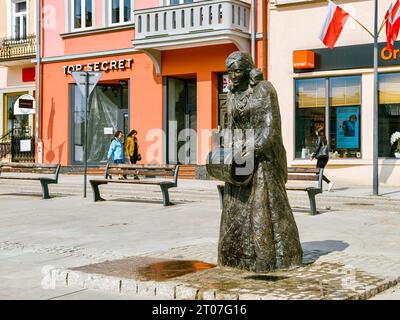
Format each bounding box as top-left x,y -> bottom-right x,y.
71,82 -> 129,165
167,78 -> 197,164
2,92 -> 35,162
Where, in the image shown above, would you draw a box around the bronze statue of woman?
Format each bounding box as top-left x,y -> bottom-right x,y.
214,52 -> 303,272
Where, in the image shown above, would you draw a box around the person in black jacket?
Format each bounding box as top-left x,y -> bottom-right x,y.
310,127 -> 334,191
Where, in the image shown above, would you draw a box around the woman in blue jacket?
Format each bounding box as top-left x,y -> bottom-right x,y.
107,130 -> 126,179
107,130 -> 125,164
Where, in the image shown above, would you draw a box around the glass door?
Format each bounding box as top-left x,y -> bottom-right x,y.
4,92 -> 35,162
70,82 -> 129,165
167,78 -> 197,164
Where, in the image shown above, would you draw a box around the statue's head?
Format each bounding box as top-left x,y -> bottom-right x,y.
249,68 -> 264,87
225,51 -> 254,92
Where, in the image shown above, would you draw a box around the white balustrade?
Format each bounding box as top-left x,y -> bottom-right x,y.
135,0 -> 250,40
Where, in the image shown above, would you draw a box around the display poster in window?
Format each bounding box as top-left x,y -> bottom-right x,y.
222,74 -> 231,93
336,107 -> 360,149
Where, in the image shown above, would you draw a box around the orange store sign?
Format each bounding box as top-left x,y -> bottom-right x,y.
380,47 -> 400,61
293,50 -> 315,69
63,58 -> 134,75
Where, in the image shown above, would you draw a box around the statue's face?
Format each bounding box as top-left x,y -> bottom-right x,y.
228,61 -> 248,90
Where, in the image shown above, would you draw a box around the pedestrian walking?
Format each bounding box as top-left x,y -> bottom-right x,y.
310,126 -> 335,192
107,130 -> 126,180
125,130 -> 140,164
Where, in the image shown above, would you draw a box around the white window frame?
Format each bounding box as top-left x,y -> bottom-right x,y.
11,0 -> 28,39
108,0 -> 134,26
71,0 -> 95,31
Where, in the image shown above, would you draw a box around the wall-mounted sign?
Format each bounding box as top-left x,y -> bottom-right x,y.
63,58 -> 134,75
19,99 -> 34,109
104,127 -> 114,135
293,50 -> 315,69
14,94 -> 36,115
20,140 -> 32,152
380,47 -> 400,61
294,41 -> 400,73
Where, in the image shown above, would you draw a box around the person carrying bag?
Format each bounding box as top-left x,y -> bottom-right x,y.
311,127 -> 334,192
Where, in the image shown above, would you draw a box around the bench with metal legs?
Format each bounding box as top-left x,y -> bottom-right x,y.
90,164 -> 180,206
0,163 -> 61,199
217,168 -> 324,215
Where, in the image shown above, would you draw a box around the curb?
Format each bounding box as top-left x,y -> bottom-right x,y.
44,266 -> 399,300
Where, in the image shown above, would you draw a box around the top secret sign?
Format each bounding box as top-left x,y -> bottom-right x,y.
63,58 -> 134,75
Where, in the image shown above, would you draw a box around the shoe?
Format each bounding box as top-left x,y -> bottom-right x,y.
328,182 -> 335,192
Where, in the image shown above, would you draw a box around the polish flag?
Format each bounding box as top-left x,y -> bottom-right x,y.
386,0 -> 400,51
319,1 -> 350,49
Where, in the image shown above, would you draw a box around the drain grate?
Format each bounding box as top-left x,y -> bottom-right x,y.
344,203 -> 375,206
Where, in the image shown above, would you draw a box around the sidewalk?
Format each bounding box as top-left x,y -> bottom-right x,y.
0,177 -> 399,299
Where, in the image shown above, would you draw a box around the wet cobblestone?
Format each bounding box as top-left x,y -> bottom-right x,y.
49,251 -> 399,300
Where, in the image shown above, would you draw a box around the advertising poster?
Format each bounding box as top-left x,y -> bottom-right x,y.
336,106 -> 360,149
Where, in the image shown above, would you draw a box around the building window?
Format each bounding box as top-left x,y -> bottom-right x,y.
110,0 -> 132,25
12,0 -> 27,39
168,0 -> 193,5
72,0 -> 93,30
295,76 -> 362,160
378,73 -> 400,158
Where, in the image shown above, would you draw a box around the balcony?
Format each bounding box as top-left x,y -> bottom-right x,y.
133,0 -> 251,74
0,35 -> 36,66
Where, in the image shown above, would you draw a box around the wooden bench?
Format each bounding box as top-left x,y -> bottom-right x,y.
90,164 -> 180,206
217,167 -> 324,215
0,162 -> 61,199
286,167 -> 324,215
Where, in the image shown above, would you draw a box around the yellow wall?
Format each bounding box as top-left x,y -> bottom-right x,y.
0,0 -> 7,38
0,0 -> 36,38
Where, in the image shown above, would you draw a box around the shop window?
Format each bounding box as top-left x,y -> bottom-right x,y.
378,73 -> 400,157
70,83 -> 129,164
295,76 -> 362,160
329,76 -> 361,159
110,0 -> 132,25
72,0 -> 93,30
295,78 -> 326,159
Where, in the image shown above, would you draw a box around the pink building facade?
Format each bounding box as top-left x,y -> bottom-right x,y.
39,0 -> 266,170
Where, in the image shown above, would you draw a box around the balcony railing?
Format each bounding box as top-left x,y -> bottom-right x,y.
134,0 -> 251,50
0,35 -> 36,62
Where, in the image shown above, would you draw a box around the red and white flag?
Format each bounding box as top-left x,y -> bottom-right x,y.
386,0 -> 400,51
319,1 -> 350,48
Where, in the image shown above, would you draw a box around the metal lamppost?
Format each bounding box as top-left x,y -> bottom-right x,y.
372,0 -> 379,196
71,71 -> 102,198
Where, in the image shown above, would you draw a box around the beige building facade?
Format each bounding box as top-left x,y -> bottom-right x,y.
269,0 -> 400,186
0,0 -> 36,162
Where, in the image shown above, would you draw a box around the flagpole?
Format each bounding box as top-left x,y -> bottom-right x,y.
373,0 -> 379,196
347,13 -> 374,37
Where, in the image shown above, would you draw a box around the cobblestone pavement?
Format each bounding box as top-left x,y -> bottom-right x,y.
47,252 -> 398,300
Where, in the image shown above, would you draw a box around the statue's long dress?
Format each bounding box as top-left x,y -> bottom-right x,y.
218,81 -> 303,272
